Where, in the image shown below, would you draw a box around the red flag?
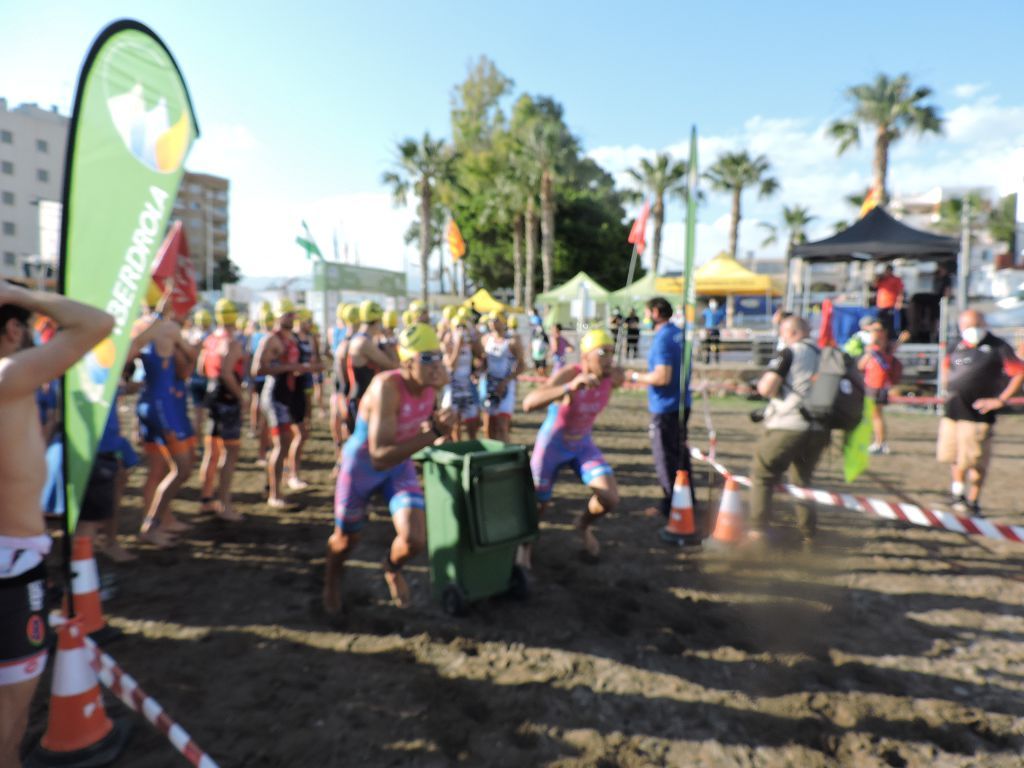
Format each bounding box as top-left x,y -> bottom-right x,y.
818,298 -> 836,347
627,200 -> 650,255
446,218 -> 466,261
151,220 -> 197,318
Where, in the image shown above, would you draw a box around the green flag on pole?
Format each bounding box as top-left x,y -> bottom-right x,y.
296,220 -> 324,261
843,397 -> 874,483
61,20 -> 198,533
680,126 -> 699,405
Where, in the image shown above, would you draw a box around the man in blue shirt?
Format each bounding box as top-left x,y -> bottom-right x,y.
701,299 -> 725,363
629,297 -> 694,520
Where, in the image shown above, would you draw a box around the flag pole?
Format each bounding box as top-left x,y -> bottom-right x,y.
680,126 -> 699,423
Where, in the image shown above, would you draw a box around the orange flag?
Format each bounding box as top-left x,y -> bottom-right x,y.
859,186 -> 882,218
447,218 -> 466,261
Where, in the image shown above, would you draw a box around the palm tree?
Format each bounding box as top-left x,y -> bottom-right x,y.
703,151 -> 779,259
828,73 -> 943,204
381,133 -> 457,302
481,172 -> 531,307
521,118 -> 575,293
625,152 -> 690,274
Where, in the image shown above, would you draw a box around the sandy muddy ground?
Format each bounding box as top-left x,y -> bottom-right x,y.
27,389 -> 1024,767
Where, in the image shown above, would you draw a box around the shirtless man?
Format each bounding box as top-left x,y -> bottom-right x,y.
252,300 -> 318,508
0,282 -> 112,767
478,312 -> 525,442
324,323 -> 454,614
521,329 -> 624,568
197,299 -> 246,521
132,298 -> 199,546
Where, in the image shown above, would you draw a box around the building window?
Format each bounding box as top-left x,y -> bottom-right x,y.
0,161 -> 12,175
3,252 -> 15,266
0,130 -> 11,144
37,169 -> 49,183
1,191 -> 12,205
36,139 -> 48,153
2,222 -> 14,236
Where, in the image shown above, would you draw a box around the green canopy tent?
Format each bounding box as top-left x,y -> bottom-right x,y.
535,271 -> 611,327
608,271 -> 661,315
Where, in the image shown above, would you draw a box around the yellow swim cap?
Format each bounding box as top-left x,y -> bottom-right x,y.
442,305 -> 457,321
580,328 -> 615,355
194,308 -> 213,327
401,309 -> 417,327
235,316 -> 248,331
214,298 -> 237,325
335,302 -> 347,321
397,322 -> 441,362
259,300 -> 272,313
359,300 -> 383,323
455,306 -> 470,322
487,311 -> 507,326
259,310 -> 275,328
382,309 -> 398,330
297,307 -> 313,323
409,300 -> 427,315
341,304 -> 360,325
274,297 -> 295,315
508,315 -> 519,329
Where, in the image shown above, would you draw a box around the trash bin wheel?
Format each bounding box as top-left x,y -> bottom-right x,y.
441,584 -> 468,616
508,565 -> 529,600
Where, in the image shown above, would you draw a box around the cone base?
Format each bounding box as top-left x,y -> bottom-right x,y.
25,716 -> 132,768
659,529 -> 703,548
88,625 -> 123,645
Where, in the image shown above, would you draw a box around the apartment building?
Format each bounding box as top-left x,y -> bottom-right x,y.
172,171 -> 229,289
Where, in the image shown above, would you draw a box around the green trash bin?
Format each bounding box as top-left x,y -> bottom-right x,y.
416,439 -> 538,615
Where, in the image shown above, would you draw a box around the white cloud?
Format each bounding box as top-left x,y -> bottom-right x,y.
952,83 -> 986,100
588,94 -> 1024,268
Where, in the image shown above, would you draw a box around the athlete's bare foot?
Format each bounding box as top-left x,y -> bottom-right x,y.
200,498 -> 222,514
255,457 -> 268,468
383,569 -> 411,608
215,504 -> 244,523
161,516 -> 193,533
323,576 -> 343,616
578,524 -> 600,560
139,527 -> 177,549
515,542 -> 533,570
98,537 -> 137,563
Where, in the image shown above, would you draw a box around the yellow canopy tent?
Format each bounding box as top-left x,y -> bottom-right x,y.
655,252 -> 780,296
462,288 -> 522,315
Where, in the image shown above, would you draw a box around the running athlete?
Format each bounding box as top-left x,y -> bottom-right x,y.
253,299 -> 318,508
381,309 -> 399,345
521,329 -> 624,567
248,309 -> 274,464
345,300 -> 399,433
331,304 -> 360,465
478,312 -> 525,442
442,311 -> 483,440
187,308 -> 213,439
549,323 -> 574,371
324,323 -> 455,614
197,299 -> 246,521
132,298 -> 200,547
0,282 -> 112,768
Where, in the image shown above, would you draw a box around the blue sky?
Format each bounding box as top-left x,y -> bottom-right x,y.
3,1 -> 1023,279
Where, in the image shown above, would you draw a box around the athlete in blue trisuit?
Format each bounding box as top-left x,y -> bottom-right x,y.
131,289 -> 200,548
247,308 -> 274,464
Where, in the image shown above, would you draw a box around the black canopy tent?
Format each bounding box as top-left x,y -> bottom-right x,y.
792,206 -> 959,262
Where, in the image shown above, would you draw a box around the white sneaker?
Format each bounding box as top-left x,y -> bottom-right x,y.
868,443 -> 883,455
287,477 -> 310,491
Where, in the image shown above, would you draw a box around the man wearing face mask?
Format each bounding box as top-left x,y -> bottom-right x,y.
701,298 -> 725,363
938,310 -> 1024,515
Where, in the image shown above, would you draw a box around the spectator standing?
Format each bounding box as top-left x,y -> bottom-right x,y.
871,264 -> 905,338
858,319 -> 902,455
701,299 -> 726,363
625,309 -> 641,359
938,310 -> 1024,515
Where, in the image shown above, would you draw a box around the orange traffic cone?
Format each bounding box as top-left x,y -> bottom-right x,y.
62,537 -> 117,641
660,470 -> 702,547
26,618 -> 130,768
709,477 -> 746,548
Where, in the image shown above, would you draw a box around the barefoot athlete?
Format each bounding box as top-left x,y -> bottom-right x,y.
478,311 -> 524,442
197,299 -> 246,521
286,307 -> 318,491
521,329 -> 624,567
253,299 -> 316,508
323,323 -> 455,614
0,282 -> 112,767
330,303 -> 360,467
441,310 -> 483,440
247,308 -> 274,464
132,297 -> 199,547
186,308 -> 213,439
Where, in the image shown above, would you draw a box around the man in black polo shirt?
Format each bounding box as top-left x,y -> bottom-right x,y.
939,310 -> 1024,515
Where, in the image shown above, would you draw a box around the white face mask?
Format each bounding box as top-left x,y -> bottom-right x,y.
709,301 -> 718,310
859,330 -> 872,344
961,326 -> 985,346
776,337 -> 786,351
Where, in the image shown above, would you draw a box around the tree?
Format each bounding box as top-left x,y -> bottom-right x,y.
450,56 -> 514,152
827,73 -> 943,204
381,133 -> 457,303
403,205 -> 449,293
703,151 -> 779,259
210,257 -> 240,289
625,152 -> 690,274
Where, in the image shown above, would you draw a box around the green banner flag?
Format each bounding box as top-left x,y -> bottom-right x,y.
297,219 -> 324,261
61,20 -> 198,532
843,397 -> 874,483
680,126 -> 699,406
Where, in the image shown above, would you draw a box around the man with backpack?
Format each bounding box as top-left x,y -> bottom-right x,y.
748,315 -> 831,549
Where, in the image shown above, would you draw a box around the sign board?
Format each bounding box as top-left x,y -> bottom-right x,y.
312,261 -> 406,296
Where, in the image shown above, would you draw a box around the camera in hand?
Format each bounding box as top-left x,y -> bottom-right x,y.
483,376 -> 501,409
749,407 -> 766,423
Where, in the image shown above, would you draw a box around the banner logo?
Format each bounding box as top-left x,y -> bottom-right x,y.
78,337 -> 117,404
107,84 -> 190,173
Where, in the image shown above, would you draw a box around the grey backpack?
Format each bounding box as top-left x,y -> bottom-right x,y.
800,345 -> 865,431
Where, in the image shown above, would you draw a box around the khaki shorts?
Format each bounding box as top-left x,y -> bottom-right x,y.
936,418 -> 993,472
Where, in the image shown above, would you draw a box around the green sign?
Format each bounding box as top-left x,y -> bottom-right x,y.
61,20 -> 198,531
681,125 -> 699,406
313,261 -> 407,296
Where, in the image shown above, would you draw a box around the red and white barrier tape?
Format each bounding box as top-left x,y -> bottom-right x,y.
82,636 -> 219,768
689,447 -> 1024,545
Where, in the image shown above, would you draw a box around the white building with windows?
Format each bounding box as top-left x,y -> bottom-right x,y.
0,99 -> 68,280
